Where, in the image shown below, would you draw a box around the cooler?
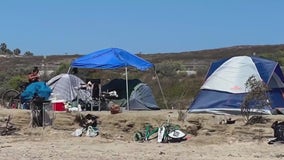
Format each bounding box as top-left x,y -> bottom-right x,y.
52,100 -> 66,111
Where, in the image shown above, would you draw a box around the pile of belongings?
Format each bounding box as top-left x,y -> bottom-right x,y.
268,121 -> 284,144
157,122 -> 186,143
133,124 -> 159,142
21,82 -> 52,105
133,122 -> 187,143
72,113 -> 99,137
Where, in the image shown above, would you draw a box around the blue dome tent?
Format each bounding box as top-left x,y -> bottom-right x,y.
188,56 -> 284,115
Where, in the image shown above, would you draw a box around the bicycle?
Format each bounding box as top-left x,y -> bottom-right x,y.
1,83 -> 27,109
157,115 -> 187,143
133,116 -> 186,143
158,121 -> 184,143
133,124 -> 159,142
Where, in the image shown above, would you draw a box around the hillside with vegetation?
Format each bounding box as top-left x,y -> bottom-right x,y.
1,43 -> 284,109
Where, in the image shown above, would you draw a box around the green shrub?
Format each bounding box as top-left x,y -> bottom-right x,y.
241,75 -> 270,124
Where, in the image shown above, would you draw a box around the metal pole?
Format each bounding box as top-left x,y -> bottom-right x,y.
99,84 -> 101,111
67,67 -> 71,73
125,67 -> 129,110
154,69 -> 168,109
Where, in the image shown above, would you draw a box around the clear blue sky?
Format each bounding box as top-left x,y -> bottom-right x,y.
1,0 -> 283,55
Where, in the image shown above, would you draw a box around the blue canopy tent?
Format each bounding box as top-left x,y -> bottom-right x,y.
71,48 -> 153,70
69,48 -> 165,110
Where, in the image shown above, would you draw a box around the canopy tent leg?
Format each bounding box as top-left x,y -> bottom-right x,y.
154,69 -> 168,109
67,67 -> 71,73
125,67 -> 129,110
98,84 -> 101,111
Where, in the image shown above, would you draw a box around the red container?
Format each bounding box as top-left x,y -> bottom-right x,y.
52,100 -> 65,111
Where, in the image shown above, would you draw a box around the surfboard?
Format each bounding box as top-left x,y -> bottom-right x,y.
157,126 -> 165,143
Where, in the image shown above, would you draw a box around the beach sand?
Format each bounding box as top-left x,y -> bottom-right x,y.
1,108 -> 284,160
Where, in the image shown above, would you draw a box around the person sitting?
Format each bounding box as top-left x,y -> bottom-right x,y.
28,67 -> 40,83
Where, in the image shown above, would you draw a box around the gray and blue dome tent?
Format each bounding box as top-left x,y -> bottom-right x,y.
188,56 -> 284,115
69,48 -> 166,110
101,79 -> 159,110
47,73 -> 91,102
129,83 -> 159,110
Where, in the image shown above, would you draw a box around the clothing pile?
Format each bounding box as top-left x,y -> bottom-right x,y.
72,114 -> 99,137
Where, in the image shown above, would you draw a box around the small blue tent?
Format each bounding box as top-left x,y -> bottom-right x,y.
188,56 -> 284,115
70,48 -> 157,110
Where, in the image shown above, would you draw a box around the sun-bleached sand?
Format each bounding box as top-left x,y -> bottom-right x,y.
1,108 -> 284,160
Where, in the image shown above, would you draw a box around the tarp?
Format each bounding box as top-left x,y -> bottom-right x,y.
70,48 -> 153,71
21,82 -> 52,103
101,79 -> 159,110
188,56 -> 284,115
47,73 -> 91,102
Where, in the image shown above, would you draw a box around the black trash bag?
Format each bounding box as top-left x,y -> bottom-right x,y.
268,121 -> 284,144
272,121 -> 284,141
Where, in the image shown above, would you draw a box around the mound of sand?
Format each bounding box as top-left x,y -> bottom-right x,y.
1,108 -> 284,160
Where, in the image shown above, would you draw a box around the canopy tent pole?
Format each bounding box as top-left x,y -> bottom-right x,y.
154,69 -> 168,109
98,84 -> 101,111
125,67 -> 129,110
67,67 -> 71,73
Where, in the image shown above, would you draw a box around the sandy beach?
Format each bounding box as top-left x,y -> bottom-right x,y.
1,108 -> 284,160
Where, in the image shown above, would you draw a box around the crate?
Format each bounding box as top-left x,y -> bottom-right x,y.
42,101 -> 55,127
